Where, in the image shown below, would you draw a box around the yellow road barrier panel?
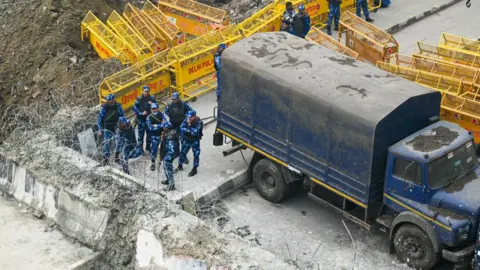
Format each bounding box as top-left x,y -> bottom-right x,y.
106,11 -> 154,63
98,49 -> 177,112
158,0 -> 228,37
237,3 -> 282,37
414,42 -> 480,69
123,3 -> 168,53
439,32 -> 480,56
338,11 -> 398,64
170,25 -> 242,101
141,1 -> 187,46
441,92 -> 480,143
81,11 -> 135,64
307,26 -> 360,59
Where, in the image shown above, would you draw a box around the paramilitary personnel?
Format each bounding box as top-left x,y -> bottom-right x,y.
356,0 -> 374,22
177,110 -> 203,177
292,4 -> 311,39
281,2 -> 296,34
146,103 -> 166,171
133,85 -> 156,153
164,92 -> 192,162
160,121 -> 178,191
214,43 -> 226,102
116,117 -> 142,175
326,0 -> 342,35
97,93 -> 124,166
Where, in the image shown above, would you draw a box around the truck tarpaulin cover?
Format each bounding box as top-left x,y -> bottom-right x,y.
217,32 -> 440,204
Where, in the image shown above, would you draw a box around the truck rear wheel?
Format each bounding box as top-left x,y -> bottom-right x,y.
393,224 -> 438,270
252,159 -> 289,202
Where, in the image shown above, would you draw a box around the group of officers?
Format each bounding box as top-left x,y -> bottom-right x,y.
97,87 -> 203,191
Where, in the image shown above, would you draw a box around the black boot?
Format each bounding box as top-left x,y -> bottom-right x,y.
327,25 -> 332,35
366,17 -> 374,22
184,157 -> 189,165
114,152 -> 121,164
163,184 -> 175,191
334,25 -> 339,31
188,167 -> 197,177
150,161 -> 155,171
161,180 -> 169,185
174,164 -> 183,173
102,158 -> 109,166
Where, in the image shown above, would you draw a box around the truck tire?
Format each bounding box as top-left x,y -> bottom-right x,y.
252,159 -> 289,202
393,224 -> 439,270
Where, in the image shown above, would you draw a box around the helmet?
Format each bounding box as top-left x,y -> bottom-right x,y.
119,117 -> 129,125
172,92 -> 180,99
106,94 -> 115,101
218,43 -> 227,50
187,110 -> 197,118
298,4 -> 305,11
151,103 -> 159,109
143,85 -> 150,92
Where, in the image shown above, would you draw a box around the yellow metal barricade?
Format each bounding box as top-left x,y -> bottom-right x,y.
170,25 -> 242,101
98,49 -> 177,112
414,42 -> 480,69
441,93 -> 480,143
338,11 -> 398,64
106,11 -> 154,63
439,33 -> 480,56
157,0 -> 228,37
141,1 -> 187,47
81,11 -> 135,64
237,3 -> 282,37
307,26 -> 360,59
123,3 -> 168,53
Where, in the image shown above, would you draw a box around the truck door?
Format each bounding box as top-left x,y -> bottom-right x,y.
387,156 -> 426,202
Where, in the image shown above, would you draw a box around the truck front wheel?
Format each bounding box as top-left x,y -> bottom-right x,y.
252,159 -> 288,202
393,224 -> 438,269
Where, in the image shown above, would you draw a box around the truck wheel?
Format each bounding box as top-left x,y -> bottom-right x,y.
252,159 -> 288,202
393,224 -> 438,270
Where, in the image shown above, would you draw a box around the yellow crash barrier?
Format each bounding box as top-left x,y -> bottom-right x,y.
98,49 -> 177,112
441,93 -> 480,143
106,11 -> 154,64
170,25 -> 242,101
414,42 -> 480,69
141,1 -> 187,46
157,0 -> 228,37
338,11 -> 398,64
237,2 -> 282,37
81,11 -> 136,64
123,3 -> 168,53
307,26 -> 360,59
439,33 -> 480,56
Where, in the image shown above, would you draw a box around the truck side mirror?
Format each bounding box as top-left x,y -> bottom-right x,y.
403,161 -> 416,191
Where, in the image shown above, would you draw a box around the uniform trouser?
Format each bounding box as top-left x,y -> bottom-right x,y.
179,139 -> 200,167
121,145 -> 134,174
163,140 -> 176,185
327,3 -> 341,27
216,70 -> 221,100
136,119 -> 150,150
150,135 -> 161,162
356,0 -> 369,18
173,125 -> 181,158
102,129 -> 119,158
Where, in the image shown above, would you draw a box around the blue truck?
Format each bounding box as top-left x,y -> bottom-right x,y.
213,32 -> 480,269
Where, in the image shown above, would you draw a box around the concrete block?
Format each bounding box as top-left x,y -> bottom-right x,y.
135,229 -> 165,270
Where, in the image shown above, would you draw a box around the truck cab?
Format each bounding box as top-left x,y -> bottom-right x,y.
383,120 -> 479,269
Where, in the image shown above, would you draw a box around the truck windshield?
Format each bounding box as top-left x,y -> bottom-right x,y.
428,141 -> 477,189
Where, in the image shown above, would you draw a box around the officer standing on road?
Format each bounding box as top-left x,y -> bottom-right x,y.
177,110 -> 203,177
164,92 -> 192,163
326,0 -> 342,35
281,2 -> 296,34
116,117 -> 142,175
292,4 -> 311,38
97,93 -> 124,166
160,121 -> 178,191
133,86 -> 156,153
214,43 -> 226,102
356,0 -> 374,22
147,103 -> 165,171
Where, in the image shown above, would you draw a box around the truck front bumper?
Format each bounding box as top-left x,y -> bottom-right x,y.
442,243 -> 475,264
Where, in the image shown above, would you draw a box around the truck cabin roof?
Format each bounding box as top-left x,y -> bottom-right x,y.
389,121 -> 473,163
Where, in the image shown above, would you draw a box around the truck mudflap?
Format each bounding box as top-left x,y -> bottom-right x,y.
442,243 -> 475,264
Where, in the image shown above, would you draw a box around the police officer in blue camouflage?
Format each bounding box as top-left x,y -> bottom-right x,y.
326,0 -> 342,35
177,110 -> 203,177
164,92 -> 192,163
97,93 -> 124,166
116,117 -> 142,175
214,43 -> 226,102
133,86 -> 156,153
147,103 -> 166,171
160,121 -> 178,191
281,2 -> 296,34
356,0 -> 374,22
292,4 -> 311,39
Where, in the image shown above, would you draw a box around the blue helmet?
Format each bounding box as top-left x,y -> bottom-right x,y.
172,92 -> 180,99
143,85 -> 150,92
187,110 -> 197,118
298,4 -> 305,11
119,117 -> 129,125
106,94 -> 115,101
151,103 -> 159,109
218,43 -> 226,50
